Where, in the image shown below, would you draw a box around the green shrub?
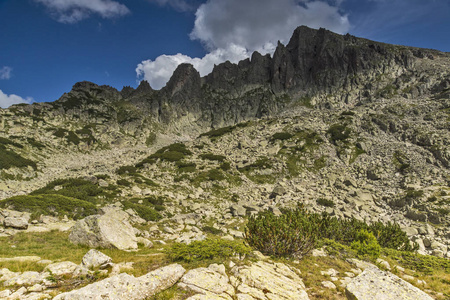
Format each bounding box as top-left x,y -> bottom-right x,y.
317,198 -> 334,207
167,238 -> 250,262
117,179 -> 131,186
31,178 -> 108,202
238,157 -> 272,172
327,124 -> 351,144
245,207 -> 319,258
271,132 -> 293,141
137,143 -> 192,166
175,161 -> 196,173
200,153 -> 226,162
144,196 -> 165,206
202,226 -> 223,235
200,126 -> 234,138
0,137 -> 23,148
219,162 -> 231,171
122,201 -> 162,222
350,229 -> 381,259
245,205 -> 416,259
0,194 -> 97,220
116,165 -> 137,175
0,146 -> 37,170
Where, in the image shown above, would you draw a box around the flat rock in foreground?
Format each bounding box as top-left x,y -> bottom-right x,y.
345,267 -> 433,300
53,264 -> 185,300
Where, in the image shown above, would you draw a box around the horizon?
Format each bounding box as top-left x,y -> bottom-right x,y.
0,0 -> 449,108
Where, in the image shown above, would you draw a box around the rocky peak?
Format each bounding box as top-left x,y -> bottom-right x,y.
135,80 -> 153,95
163,63 -> 201,99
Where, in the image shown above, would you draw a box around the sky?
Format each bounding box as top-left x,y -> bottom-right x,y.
0,0 -> 449,108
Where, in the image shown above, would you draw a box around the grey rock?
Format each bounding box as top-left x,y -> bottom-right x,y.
53,264 -> 185,300
69,211 -> 137,250
81,249 -> 113,269
45,261 -> 79,277
4,217 -> 28,229
345,267 -> 433,300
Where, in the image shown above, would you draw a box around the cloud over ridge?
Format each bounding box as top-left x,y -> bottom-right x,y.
137,0 -> 350,89
34,0 -> 130,23
0,90 -> 33,109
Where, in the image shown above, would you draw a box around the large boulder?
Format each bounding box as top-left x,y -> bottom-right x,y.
69,210 -> 138,250
345,266 -> 433,300
53,264 -> 185,300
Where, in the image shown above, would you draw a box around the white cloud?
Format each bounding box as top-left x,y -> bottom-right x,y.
0,66 -> 12,80
136,44 -> 249,89
137,0 -> 350,89
34,0 -> 130,23
0,90 -> 33,109
148,0 -> 194,12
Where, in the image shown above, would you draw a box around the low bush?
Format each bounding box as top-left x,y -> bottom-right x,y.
175,161 -> 196,173
0,146 -> 37,170
167,238 -> 250,262
0,194 -> 97,220
122,200 -> 162,222
202,226 -> 223,235
350,229 -> 381,259
31,178 -> 107,202
245,207 -> 319,258
271,132 -> 293,141
200,126 -> 234,138
116,165 -> 137,175
317,198 -> 334,207
117,179 -> 131,186
327,124 -> 351,144
245,204 -> 416,259
200,153 -> 226,162
219,162 -> 231,171
136,143 -> 192,166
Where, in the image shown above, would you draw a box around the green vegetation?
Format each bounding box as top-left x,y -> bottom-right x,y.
167,238 -> 250,262
136,143 -> 192,167
121,199 -> 162,222
271,132 -> 293,141
116,165 -> 137,175
0,194 -> 97,220
238,156 -> 275,184
175,161 -> 196,173
52,129 -> 81,145
219,162 -> 231,171
393,150 -> 411,173
317,198 -> 335,208
202,226 -> 223,235
350,229 -> 381,259
199,122 -> 250,139
0,145 -> 37,170
327,124 -> 351,144
117,179 -> 131,186
0,137 -> 23,148
245,205 -> 416,259
31,178 -> 117,203
199,153 -> 226,162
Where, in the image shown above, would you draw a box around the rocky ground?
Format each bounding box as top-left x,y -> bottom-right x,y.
0,26 -> 449,299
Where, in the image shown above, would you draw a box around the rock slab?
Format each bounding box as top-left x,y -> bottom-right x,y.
53,264 -> 185,300
345,267 -> 434,300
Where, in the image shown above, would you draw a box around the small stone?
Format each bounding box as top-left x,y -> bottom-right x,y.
322,281 -> 336,289
81,249 -> 113,269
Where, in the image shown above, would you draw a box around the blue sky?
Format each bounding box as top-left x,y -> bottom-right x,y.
0,0 -> 449,108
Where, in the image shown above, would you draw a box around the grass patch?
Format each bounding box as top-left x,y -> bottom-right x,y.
0,194 -> 98,220
136,143 -> 192,167
121,199 -> 162,222
327,124 -> 351,144
167,238 -> 250,262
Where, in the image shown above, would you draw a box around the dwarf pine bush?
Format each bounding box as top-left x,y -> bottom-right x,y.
245,204 -> 416,259
351,229 -> 381,259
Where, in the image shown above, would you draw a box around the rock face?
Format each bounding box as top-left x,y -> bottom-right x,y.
53,264 -> 185,300
179,261 -> 309,300
68,210 -> 137,250
345,266 -> 434,300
